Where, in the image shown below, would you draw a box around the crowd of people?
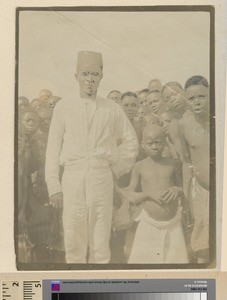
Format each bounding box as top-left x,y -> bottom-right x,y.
17,74 -> 210,265
18,89 -> 63,263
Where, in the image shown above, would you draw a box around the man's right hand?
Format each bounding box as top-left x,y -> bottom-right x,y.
49,192 -> 63,209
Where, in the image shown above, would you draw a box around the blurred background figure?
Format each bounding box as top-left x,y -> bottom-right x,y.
36,106 -> 52,161
107,90 -> 122,104
31,98 -> 44,111
47,96 -> 61,111
137,88 -> 150,107
39,89 -> 53,102
148,79 -> 163,95
134,106 -> 145,123
157,104 -> 179,160
18,108 -> 40,237
121,92 -> 142,143
146,91 -> 163,115
162,82 -> 187,119
18,96 -> 30,110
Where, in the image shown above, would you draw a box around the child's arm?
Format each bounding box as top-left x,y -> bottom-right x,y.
168,120 -> 183,160
118,189 -> 162,206
128,162 -> 141,191
173,159 -> 183,187
177,118 -> 195,225
173,157 -> 194,228
160,159 -> 182,204
128,162 -> 156,204
116,162 -> 150,205
117,162 -> 164,205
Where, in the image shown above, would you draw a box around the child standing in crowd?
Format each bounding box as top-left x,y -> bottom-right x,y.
39,89 -> 53,102
137,89 -> 150,107
148,79 -> 163,95
121,92 -> 142,143
121,124 -> 188,263
18,96 -> 30,110
134,106 -> 145,123
18,108 -> 40,234
137,89 -> 159,126
47,96 -> 61,111
31,98 -> 44,111
111,91 -> 141,263
162,82 -> 187,120
36,106 -> 52,163
161,82 -> 188,161
28,104 -> 63,263
107,90 -> 122,104
146,90 -> 163,115
179,75 -> 210,263
158,104 -> 179,160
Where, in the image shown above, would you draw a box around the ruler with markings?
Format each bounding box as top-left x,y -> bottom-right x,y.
1,281 -> 42,300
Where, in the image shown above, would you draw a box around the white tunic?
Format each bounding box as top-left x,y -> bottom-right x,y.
45,94 -> 138,197
45,93 -> 138,263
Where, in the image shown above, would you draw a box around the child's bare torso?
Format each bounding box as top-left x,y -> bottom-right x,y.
139,157 -> 178,221
183,113 -> 209,190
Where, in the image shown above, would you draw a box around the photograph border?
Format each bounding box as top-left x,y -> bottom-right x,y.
15,5 -> 216,270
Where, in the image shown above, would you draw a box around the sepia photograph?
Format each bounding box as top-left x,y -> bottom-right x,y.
15,6 -> 215,270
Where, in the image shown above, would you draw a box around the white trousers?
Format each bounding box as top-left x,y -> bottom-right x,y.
62,165 -> 113,263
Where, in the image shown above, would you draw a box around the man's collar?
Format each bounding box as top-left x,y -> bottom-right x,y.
82,97 -> 96,104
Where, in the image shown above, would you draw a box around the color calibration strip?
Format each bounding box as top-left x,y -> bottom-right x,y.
1,279 -> 215,300
51,293 -> 207,300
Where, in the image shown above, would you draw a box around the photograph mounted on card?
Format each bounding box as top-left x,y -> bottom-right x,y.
15,6 -> 215,270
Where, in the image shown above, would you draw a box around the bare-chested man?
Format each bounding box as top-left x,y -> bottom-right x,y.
179,75 -> 210,263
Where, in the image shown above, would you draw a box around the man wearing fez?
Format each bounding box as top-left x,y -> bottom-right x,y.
45,51 -> 138,263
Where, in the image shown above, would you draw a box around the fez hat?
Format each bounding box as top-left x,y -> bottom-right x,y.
77,51 -> 103,68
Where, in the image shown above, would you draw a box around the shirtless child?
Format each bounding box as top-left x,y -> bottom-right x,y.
180,75 -> 210,263
121,124 -> 188,263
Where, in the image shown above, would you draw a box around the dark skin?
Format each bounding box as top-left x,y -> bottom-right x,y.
118,127 -> 182,221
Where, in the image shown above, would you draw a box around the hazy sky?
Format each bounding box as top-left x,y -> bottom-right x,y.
18,10 -> 210,100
